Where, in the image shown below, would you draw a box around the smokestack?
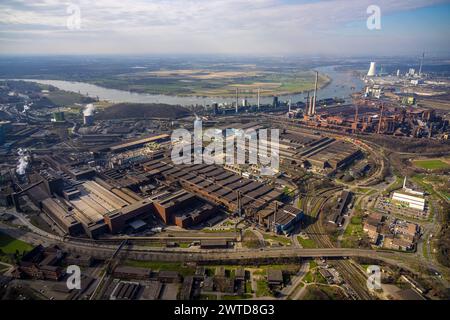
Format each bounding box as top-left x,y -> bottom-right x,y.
237,191 -> 242,217
84,115 -> 94,126
377,104 -> 384,134
83,103 -> 95,126
305,91 -> 310,116
257,88 -> 260,110
273,202 -> 278,233
288,99 -> 291,113
235,88 -> 239,113
419,52 -> 425,76
312,71 -> 318,116
353,104 -> 359,133
83,103 -> 95,117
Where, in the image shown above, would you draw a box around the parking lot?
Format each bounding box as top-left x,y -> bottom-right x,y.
374,196 -> 430,220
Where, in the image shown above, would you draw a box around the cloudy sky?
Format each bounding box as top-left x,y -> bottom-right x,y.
0,0 -> 449,56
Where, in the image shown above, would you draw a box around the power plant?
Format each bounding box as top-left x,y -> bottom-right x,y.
367,62 -> 377,77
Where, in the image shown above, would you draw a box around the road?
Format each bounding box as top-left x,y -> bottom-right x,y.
0,222 -> 409,262
281,261 -> 309,299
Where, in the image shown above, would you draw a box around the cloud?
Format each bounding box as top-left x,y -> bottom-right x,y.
0,0 -> 449,55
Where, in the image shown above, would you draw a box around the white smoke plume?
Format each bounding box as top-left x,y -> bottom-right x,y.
16,148 -> 29,175
83,103 -> 95,117
22,103 -> 32,113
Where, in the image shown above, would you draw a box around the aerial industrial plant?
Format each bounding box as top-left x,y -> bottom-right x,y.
0,0 -> 449,307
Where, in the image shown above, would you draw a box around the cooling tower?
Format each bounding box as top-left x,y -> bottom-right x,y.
367,62 -> 376,77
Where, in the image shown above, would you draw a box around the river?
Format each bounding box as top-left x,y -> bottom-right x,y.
14,66 -> 364,106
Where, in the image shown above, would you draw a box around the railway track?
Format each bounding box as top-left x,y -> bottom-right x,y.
63,235 -> 238,245
301,187 -> 373,300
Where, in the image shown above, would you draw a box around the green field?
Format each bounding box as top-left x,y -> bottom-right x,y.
92,69 -> 330,97
45,90 -> 94,107
341,215 -> 366,248
384,176 -> 405,196
303,271 -> 314,283
303,269 -> 327,284
263,234 -> 292,246
303,285 -> 346,300
297,237 -> 317,248
123,260 -> 195,276
0,232 -> 33,255
413,159 -> 450,170
243,230 -> 262,248
256,279 -> 273,297
411,174 -> 450,203
344,216 -> 364,237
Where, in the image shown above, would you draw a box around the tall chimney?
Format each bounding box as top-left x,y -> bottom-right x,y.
419,52 -> 425,76
305,91 -> 310,115
257,88 -> 260,110
312,71 -> 319,116
273,202 -> 278,233
235,88 -> 239,113
377,104 -> 384,134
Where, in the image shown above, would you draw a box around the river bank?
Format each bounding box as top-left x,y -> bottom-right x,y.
5,66 -> 363,106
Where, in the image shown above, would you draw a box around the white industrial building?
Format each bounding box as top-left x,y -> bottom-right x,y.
392,191 -> 425,211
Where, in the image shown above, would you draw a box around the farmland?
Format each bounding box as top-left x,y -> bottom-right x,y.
413,159 -> 450,170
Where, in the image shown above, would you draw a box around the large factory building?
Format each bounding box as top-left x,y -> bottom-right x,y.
30,166 -> 218,238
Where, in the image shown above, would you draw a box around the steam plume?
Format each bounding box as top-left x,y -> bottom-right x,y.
83,103 -> 95,117
22,103 -> 32,113
16,148 -> 29,175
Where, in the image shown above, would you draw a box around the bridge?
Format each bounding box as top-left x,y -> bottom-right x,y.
0,223 -> 418,270
60,239 -> 407,265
